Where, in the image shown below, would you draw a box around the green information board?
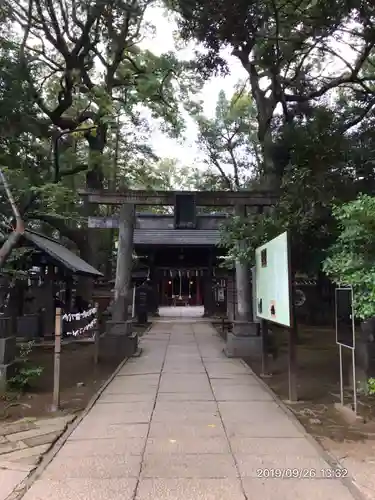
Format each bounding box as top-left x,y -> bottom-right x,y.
255,231 -> 292,327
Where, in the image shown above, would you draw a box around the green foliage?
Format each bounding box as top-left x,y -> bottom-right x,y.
220,106 -> 355,272
323,194 -> 375,319
170,0 -> 375,190
8,342 -> 44,392
194,85 -> 259,190
368,378 -> 375,396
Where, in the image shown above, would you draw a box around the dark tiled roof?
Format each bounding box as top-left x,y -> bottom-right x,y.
134,229 -> 220,246
23,230 -> 103,277
134,213 -> 228,218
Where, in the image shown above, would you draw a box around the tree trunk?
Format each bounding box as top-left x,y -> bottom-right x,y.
238,59 -> 281,192
0,231 -> 23,267
0,167 -> 25,268
76,126 -> 107,302
112,203 -> 135,322
105,115 -> 120,279
260,127 -> 280,191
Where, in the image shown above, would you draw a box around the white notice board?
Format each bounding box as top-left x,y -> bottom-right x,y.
255,231 -> 292,327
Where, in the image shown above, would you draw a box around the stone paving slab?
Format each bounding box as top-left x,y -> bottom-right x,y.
0,439 -> 27,455
151,411 -> 221,424
103,384 -> 159,395
60,437 -> 146,458
235,453 -> 332,477
117,368 -> 162,376
22,478 -> 138,500
1,469 -> 27,499
141,453 -> 238,478
16,319 -> 360,500
210,374 -> 262,385
162,365 -> 206,373
109,374 -> 160,383
81,410 -> 152,425
158,379 -> 212,393
153,401 -> 218,412
212,385 -> 274,401
242,477 -> 356,500
148,421 -> 226,438
135,478 -> 246,500
225,420 -> 304,438
156,392 -> 215,401
145,435 -> 231,454
68,422 -> 148,440
6,426 -> 63,443
44,454 -> 142,479
1,443 -> 50,463
217,400 -> 289,418
0,414 -> 76,500
229,436 -> 321,456
97,393 -> 156,403
88,401 -> 154,415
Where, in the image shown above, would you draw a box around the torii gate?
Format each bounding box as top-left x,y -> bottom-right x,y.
79,188 -> 277,358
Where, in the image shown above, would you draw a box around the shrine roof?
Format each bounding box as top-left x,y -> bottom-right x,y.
133,229 -> 220,246
23,230 -> 103,277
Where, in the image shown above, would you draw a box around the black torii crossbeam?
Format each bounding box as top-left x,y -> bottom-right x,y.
78,189 -> 277,207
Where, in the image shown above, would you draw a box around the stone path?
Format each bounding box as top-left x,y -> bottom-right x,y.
0,415 -> 75,500
18,321 -> 361,500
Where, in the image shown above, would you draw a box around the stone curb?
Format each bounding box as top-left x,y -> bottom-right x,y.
5,353 -> 133,500
238,357 -> 367,500
139,322 -> 153,337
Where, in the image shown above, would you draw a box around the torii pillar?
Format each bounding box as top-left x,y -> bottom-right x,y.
225,204 -> 261,358
101,203 -> 138,359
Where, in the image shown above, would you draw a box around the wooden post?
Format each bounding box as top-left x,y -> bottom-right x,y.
94,302 -> 100,365
287,235 -> 298,403
260,319 -> 270,377
132,286 -> 136,318
161,277 -> 165,306
52,307 -> 62,411
288,317 -> 298,402
196,273 -> 201,305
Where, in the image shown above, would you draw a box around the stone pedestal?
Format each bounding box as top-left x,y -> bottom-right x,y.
0,363 -> 16,393
99,320 -> 138,362
225,321 -> 261,359
0,336 -> 17,394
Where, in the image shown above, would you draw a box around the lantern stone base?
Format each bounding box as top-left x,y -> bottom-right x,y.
99,320 -> 138,362
225,321 -> 261,359
0,336 -> 17,394
0,362 -> 16,394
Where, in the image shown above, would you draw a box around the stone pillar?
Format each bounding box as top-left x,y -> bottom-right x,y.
235,253 -> 252,320
225,204 -> 261,359
226,273 -> 236,321
112,203 -> 135,322
203,251 -> 214,316
196,275 -> 201,305
102,203 -> 138,360
0,317 -> 16,394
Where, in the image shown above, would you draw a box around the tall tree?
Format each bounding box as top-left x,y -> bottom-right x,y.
168,0 -> 375,188
4,0 -> 201,297
220,104 -> 358,273
194,85 -> 260,190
